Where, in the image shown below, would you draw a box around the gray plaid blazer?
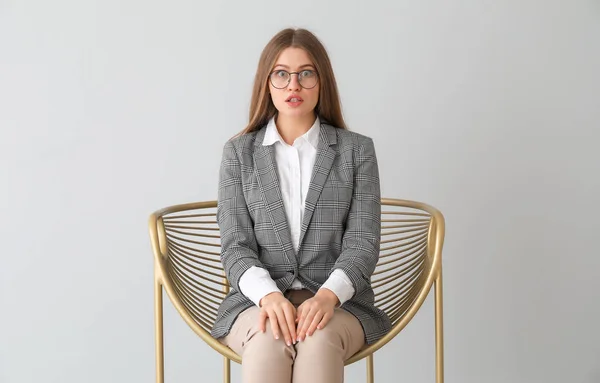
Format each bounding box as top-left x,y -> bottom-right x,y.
210,121 -> 391,345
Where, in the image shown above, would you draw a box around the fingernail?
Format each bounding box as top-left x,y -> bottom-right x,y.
287,341 -> 291,346
275,335 -> 279,339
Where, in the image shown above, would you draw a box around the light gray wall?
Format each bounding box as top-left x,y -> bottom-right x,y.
1,1 -> 599,382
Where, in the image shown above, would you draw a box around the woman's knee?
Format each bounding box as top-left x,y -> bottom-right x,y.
243,329 -> 296,361
295,311 -> 365,359
296,326 -> 343,352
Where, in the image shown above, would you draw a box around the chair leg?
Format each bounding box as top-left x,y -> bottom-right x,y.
366,354 -> 374,383
435,271 -> 444,383
155,274 -> 164,383
223,357 -> 230,383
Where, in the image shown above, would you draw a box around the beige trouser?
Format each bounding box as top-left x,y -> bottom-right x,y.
219,289 -> 365,383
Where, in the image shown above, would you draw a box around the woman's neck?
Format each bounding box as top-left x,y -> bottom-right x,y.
275,113 -> 317,146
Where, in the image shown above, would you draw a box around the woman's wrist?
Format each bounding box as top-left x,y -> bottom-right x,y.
259,291 -> 284,307
316,288 -> 339,307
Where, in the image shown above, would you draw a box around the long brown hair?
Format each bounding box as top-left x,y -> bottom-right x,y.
237,28 -> 347,136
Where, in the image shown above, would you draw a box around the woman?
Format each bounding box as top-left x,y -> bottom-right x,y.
211,27 -> 391,383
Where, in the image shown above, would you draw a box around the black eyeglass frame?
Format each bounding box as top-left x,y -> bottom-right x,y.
268,69 -> 320,89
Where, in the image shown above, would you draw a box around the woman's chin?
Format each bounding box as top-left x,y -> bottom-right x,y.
277,107 -> 314,120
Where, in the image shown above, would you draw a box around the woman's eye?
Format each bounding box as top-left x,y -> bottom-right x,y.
301,70 -> 315,77
275,70 -> 287,77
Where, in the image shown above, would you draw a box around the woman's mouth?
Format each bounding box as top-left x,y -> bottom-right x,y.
286,95 -> 304,107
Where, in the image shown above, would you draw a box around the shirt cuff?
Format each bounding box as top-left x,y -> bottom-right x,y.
238,266 -> 281,307
319,269 -> 355,306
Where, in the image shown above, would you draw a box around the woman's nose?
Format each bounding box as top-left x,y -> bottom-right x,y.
288,74 -> 302,91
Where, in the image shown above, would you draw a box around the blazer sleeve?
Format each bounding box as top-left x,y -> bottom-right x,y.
333,137 -> 381,298
217,139 -> 266,292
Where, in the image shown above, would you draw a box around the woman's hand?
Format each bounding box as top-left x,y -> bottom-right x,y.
295,288 -> 339,342
258,292 -> 297,346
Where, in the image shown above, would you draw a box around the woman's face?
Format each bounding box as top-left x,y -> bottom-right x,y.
268,47 -> 320,120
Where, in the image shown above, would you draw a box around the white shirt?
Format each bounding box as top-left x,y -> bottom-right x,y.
238,116 -> 355,307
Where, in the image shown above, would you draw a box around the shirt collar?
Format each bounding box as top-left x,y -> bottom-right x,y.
262,115 -> 321,149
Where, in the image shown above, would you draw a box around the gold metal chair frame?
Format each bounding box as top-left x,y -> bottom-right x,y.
149,198 -> 445,382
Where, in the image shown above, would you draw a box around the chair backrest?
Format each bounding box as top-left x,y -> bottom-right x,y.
149,198 -> 444,361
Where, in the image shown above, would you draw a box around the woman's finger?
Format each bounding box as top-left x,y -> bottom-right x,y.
268,309 -> 280,340
298,306 -> 317,341
295,304 -> 305,339
258,310 -> 268,333
317,310 -> 333,330
306,311 -> 323,337
283,305 -> 297,343
274,307 -> 292,346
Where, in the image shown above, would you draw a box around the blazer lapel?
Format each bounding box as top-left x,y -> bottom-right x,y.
253,128 -> 296,263
298,123 -> 338,249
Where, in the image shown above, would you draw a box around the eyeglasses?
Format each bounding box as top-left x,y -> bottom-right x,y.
269,69 -> 319,89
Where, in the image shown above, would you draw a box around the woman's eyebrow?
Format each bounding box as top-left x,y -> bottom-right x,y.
273,64 -> 315,69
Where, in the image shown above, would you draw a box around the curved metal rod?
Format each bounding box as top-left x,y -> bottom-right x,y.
381,211 -> 430,217
379,225 -> 430,241
168,258 -> 227,296
168,247 -> 229,284
166,232 -> 221,253
169,269 -> 218,325
168,242 -> 224,272
166,239 -> 222,263
387,285 -> 421,322
372,248 -> 424,276
381,222 -> 429,230
380,218 -> 430,223
375,263 -> 424,306
168,254 -> 229,293
379,229 -> 429,251
168,269 -> 216,328
163,212 -> 216,219
378,265 -> 425,316
389,287 -> 422,323
171,263 -> 226,304
378,234 -> 428,259
375,242 -> 427,267
165,227 -> 222,242
169,279 -> 219,323
167,263 -> 225,306
372,255 -> 423,289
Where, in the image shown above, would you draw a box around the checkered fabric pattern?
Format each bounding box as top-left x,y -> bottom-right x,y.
210,122 -> 391,345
